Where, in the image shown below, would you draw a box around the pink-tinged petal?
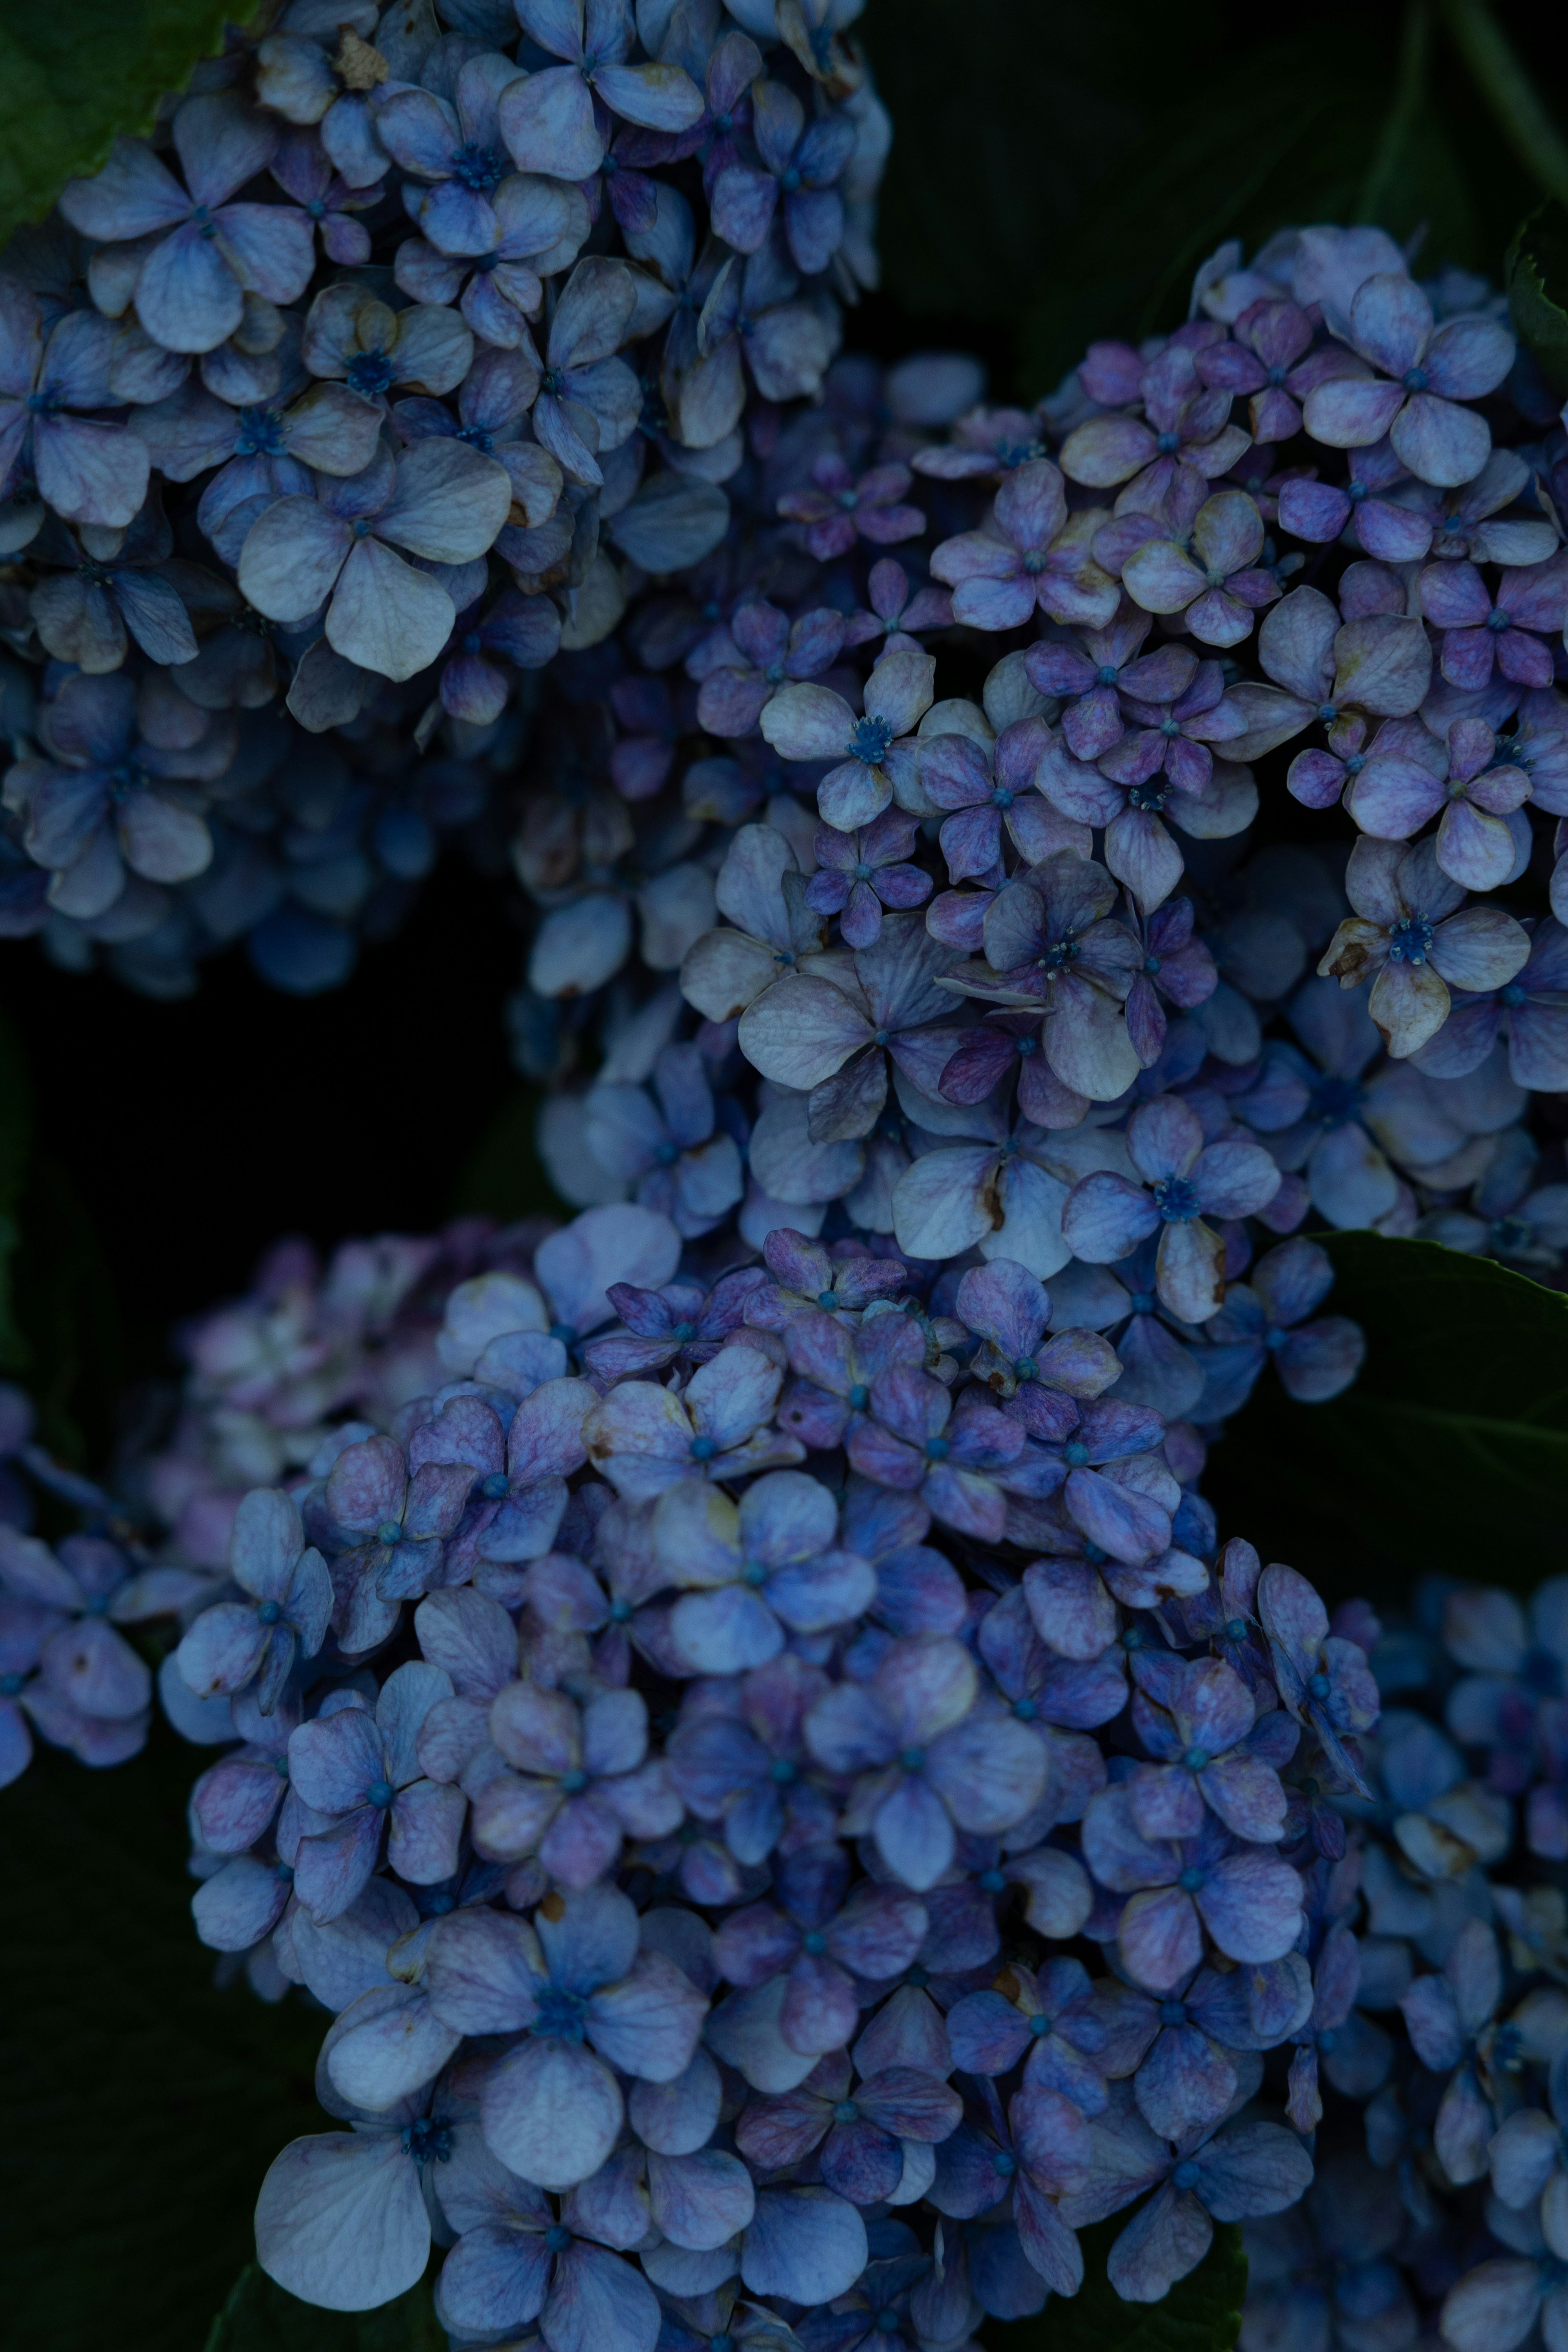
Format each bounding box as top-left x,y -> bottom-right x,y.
1059,416 -> 1157,487
1119,1885 -> 1203,1991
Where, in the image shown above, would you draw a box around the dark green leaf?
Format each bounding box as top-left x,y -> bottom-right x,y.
1205,1234 -> 1568,1601
0,0 -> 261,245
205,2264 -> 442,2352
451,1085 -> 560,1220
984,2215 -> 1245,2352
1507,200 -> 1568,391
0,1728 -> 327,2352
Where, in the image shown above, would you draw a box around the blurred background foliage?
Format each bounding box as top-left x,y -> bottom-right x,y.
860,0 -> 1568,390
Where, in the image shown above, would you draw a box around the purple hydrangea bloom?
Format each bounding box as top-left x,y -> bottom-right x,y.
60,96 -> 314,356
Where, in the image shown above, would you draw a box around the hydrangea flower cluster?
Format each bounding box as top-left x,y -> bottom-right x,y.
145,1193 -> 1355,2324
0,1381 -> 221,1783
0,0 -> 890,993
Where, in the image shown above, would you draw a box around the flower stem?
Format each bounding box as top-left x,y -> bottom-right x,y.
1437,0 -> 1568,207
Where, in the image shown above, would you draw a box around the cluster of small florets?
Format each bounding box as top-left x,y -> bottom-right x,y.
149,1194 -> 1367,2324
0,0 -> 888,992
0,1381 -> 221,1782
1240,1570 -> 1568,2352
483,221 -> 1568,1285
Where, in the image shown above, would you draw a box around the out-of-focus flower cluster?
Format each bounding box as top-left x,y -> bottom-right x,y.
0,0 -> 890,993
0,1380 -> 222,1783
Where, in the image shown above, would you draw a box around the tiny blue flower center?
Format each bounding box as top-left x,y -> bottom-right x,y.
1183,1746 -> 1211,1771
1316,702 -> 1339,724
1152,1174 -> 1200,1223
1172,2158 -> 1201,2189
874,2315 -> 900,2336
1063,1440 -> 1089,1467
1129,780 -> 1167,813
256,1598 -> 282,1626
1309,1671 -> 1332,1698
671,1320 -> 698,1343
923,1436 -> 949,1461
1144,953 -> 1162,975
1160,2000 -> 1187,2025
1029,2011 -> 1052,2036
1486,607 -> 1511,633
1225,1617 -> 1248,1641
376,1520 -> 403,1546
456,423 -> 494,452
991,786 -> 1013,808
367,1778 -> 395,1807
189,203 -> 218,239
993,2150 -> 1016,2175
802,1929 -> 827,1955
1266,365 -> 1288,386
546,2223 -> 573,2253
1014,1356 -> 1038,1380
900,1745 -> 927,1772
450,141 -> 507,190
1013,1698 -> 1038,1721
853,862 -> 873,881
833,2098 -> 859,2123
403,2118 -> 452,2162
472,250 -> 499,274
24,390 -> 61,417
848,1383 -> 870,1409
1401,367 -> 1429,392
1178,1865 -> 1206,1893
1155,431 -> 1181,454
0,1670 -> 23,1696
906,1964 -> 929,1987
740,1560 -> 768,1587
559,1768 -> 588,1793
769,1757 -> 796,1783
541,367 -> 566,396
1016,1033 -> 1038,1057
689,1435 -> 718,1460
235,405 -> 287,457
1311,1074 -> 1362,1127
609,1599 -> 632,1622
848,715 -> 895,765
351,516 -> 374,538
655,1140 -> 680,1165
1096,665 -> 1120,686
549,1323 -> 577,1346
1129,1291 -> 1157,1315
1501,982 -> 1528,1008
346,349 -> 394,395
481,1471 -> 510,1499
1317,2027 -> 1338,2052
1039,931 -> 1080,970
980,1868 -> 1006,1894
533,1984 -> 589,2042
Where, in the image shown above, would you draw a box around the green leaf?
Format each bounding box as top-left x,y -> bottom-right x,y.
0,1728 -> 327,2352
1206,1233 -> 1568,1601
451,1085 -> 561,1220
984,2215 -> 1245,2352
0,0 -> 263,245
1507,200 -> 1568,392
205,2265 -> 442,2352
